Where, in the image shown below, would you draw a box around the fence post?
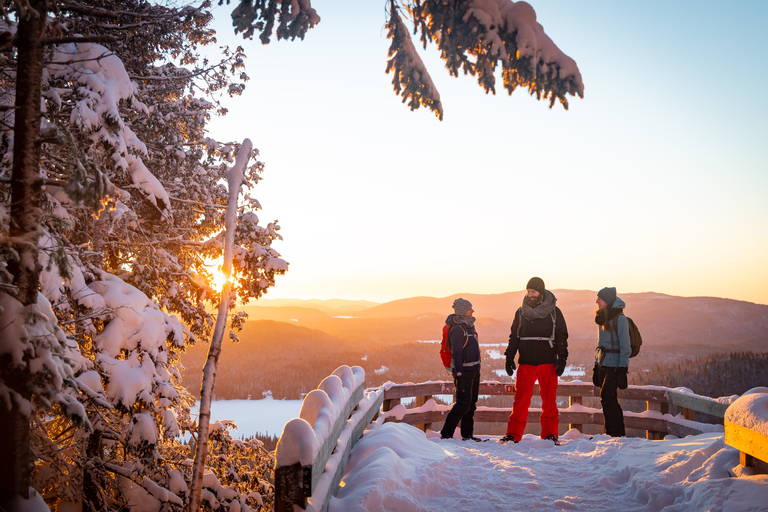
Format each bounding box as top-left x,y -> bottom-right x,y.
569,395 -> 583,433
382,397 -> 400,413
274,463 -> 311,512
414,395 -> 433,432
646,401 -> 669,440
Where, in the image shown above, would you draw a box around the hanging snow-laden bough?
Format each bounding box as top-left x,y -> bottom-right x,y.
227,0 -> 584,120
189,139 -> 253,512
386,0 -> 585,119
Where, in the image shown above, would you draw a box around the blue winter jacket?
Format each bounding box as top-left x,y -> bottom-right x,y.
595,297 -> 631,368
445,314 -> 481,372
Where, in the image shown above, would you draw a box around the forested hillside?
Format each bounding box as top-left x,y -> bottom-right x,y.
180,320 -> 479,399
180,291 -> 768,402
631,351 -> 768,397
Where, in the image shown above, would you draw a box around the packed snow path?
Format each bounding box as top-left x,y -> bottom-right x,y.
329,423 -> 768,512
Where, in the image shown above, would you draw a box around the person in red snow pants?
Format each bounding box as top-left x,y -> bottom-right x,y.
502,277 -> 569,444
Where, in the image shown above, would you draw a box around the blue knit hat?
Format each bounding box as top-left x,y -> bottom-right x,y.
598,287 -> 617,307
452,298 -> 473,316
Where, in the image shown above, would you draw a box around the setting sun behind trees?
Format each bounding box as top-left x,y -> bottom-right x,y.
207,1 -> 767,307
207,257 -> 228,292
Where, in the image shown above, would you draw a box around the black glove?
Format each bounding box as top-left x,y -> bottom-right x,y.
505,359 -> 516,376
616,367 -> 628,390
555,358 -> 567,377
592,364 -> 600,387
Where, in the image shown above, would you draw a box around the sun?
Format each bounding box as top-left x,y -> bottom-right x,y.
206,258 -> 228,292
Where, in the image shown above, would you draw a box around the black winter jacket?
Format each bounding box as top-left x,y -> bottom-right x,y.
445,314 -> 481,372
505,306 -> 568,366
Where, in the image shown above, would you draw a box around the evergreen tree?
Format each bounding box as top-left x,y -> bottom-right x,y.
1,0 -> 284,509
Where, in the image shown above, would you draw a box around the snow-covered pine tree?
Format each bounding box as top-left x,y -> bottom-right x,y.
0,0 -> 285,510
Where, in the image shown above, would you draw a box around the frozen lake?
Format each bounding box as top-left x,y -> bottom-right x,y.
191,397 -> 303,438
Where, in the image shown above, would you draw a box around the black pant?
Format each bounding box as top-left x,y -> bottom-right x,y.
598,366 -> 625,437
441,369 -> 480,438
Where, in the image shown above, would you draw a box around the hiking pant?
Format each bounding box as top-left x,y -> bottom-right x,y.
506,363 -> 559,441
441,369 -> 480,438
598,365 -> 625,437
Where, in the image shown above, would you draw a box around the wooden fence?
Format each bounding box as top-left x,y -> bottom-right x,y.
274,373 -> 764,512
380,381 -> 729,440
274,366 -> 385,512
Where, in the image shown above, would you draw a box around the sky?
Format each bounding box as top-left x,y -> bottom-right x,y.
204,1 -> 768,305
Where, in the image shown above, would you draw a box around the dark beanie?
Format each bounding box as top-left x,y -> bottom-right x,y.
526,277 -> 545,294
598,287 -> 617,307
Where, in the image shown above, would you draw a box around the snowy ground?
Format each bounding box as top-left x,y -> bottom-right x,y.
329,423 -> 768,512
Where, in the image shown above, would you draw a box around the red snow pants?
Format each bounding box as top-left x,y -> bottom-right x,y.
505,363 -> 559,441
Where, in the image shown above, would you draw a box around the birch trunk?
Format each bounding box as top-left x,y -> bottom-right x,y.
188,140 -> 251,511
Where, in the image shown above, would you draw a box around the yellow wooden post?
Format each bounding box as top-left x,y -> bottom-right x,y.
569,395 -> 583,432
725,420 -> 768,475
646,401 -> 669,440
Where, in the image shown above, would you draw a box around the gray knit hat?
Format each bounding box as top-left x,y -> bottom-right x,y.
452,298 -> 473,316
598,287 -> 617,307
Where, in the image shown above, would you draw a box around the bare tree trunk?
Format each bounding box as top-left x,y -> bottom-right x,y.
188,141 -> 250,511
0,0 -> 48,507
82,430 -> 105,510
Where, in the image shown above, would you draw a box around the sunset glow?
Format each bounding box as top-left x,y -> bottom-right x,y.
206,1 -> 768,306
207,258 -> 228,292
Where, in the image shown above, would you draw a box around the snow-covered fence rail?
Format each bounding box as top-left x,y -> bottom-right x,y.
380,381 -> 730,440
274,366 -> 384,512
724,390 -> 768,474
274,375 -> 766,509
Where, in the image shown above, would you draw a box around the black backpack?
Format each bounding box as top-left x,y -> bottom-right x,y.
625,315 -> 642,358
606,314 -> 642,358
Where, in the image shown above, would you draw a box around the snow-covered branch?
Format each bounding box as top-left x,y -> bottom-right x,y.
386,0 -> 584,115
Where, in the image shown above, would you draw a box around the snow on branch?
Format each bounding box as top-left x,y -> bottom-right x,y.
46,41 -> 174,216
391,0 -> 584,115
0,291 -> 90,426
386,2 -> 444,120
230,0 -> 321,44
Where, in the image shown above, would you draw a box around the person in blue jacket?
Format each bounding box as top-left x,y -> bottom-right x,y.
593,286 -> 631,437
440,298 -> 482,441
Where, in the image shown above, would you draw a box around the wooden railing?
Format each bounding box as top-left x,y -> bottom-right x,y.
274,366 -> 385,512
274,371 -> 764,512
724,390 -> 768,475
380,381 -> 729,440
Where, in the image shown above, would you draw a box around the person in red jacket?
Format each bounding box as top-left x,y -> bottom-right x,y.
501,277 -> 569,445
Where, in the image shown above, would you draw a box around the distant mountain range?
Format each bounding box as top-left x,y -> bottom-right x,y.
245,290 -> 768,348
254,298 -> 379,312
182,291 -> 768,400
